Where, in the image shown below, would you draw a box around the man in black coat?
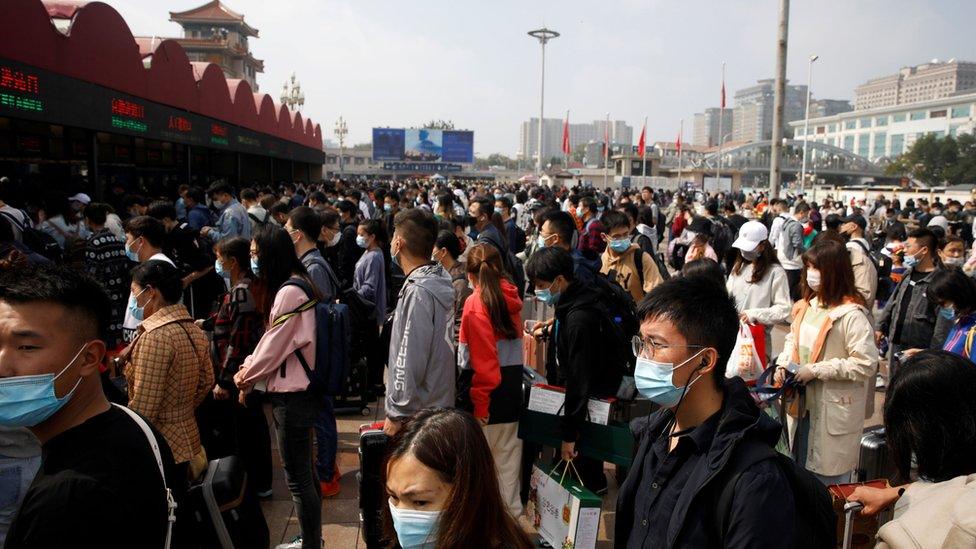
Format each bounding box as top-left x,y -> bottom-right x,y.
616,275 -> 794,548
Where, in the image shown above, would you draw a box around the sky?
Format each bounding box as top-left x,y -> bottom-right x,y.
107,0 -> 976,156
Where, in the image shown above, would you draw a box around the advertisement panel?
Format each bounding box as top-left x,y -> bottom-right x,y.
372,128 -> 473,163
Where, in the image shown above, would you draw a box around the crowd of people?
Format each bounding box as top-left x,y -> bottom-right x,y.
1,172 -> 976,548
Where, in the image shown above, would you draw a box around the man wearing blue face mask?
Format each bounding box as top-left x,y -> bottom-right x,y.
121,216 -> 175,343
599,211 -> 663,303
616,275 -> 798,548
0,265 -> 179,548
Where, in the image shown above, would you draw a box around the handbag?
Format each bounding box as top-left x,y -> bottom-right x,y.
726,322 -> 765,383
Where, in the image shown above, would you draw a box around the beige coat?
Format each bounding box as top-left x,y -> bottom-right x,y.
777,300 -> 879,476
600,244 -> 663,303
876,474 -> 976,548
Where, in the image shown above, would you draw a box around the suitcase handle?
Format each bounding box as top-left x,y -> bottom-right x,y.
842,501 -> 865,549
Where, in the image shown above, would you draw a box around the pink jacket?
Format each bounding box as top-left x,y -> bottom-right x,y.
234,282 -> 316,393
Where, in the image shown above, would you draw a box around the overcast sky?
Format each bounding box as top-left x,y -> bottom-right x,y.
109,0 -> 975,156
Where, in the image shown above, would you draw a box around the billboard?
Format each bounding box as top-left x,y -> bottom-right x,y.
372,128 -> 474,163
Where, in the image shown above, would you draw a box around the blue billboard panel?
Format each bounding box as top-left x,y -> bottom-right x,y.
442,131 -> 474,163
372,128 -> 473,163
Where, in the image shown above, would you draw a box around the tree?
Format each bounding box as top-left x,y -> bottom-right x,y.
571,143 -> 587,163
421,120 -> 455,130
885,133 -> 970,186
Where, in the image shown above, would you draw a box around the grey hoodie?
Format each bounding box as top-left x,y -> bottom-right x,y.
386,263 -> 457,419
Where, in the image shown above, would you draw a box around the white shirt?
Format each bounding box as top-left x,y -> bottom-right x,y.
121,252 -> 175,342
768,214 -> 786,250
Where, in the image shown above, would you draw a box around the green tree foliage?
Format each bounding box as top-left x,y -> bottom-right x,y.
885,133 -> 976,186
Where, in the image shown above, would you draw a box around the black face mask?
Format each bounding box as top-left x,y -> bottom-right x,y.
465,215 -> 479,229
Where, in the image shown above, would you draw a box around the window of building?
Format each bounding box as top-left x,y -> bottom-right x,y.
932,131 -> 945,138
890,134 -> 904,155
828,124 -> 837,133
873,132 -> 886,158
910,111 -> 926,120
949,125 -> 960,137
875,116 -> 888,126
354,157 -> 365,165
892,113 -> 906,122
930,110 -> 947,118
845,120 -> 856,130
858,134 -> 870,157
951,105 -> 972,118
859,118 -> 872,128
844,135 -> 855,151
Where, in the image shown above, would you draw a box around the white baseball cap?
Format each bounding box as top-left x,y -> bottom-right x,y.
68,192 -> 91,205
928,215 -> 949,231
732,220 -> 768,252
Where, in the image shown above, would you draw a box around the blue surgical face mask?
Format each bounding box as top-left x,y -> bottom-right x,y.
904,251 -> 921,268
214,258 -> 229,279
384,203 -> 393,212
356,235 -> 368,249
634,348 -> 707,408
609,237 -> 631,253
536,234 -> 548,249
125,237 -> 142,262
940,306 -> 956,320
534,283 -> 560,306
212,199 -> 226,210
0,343 -> 88,427
250,257 -> 260,276
127,287 -> 150,322
388,499 -> 440,549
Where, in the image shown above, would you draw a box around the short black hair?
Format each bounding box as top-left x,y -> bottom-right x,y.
240,188 -> 258,201
636,206 -> 655,227
393,208 -> 438,259
705,201 -> 719,217
470,196 -> 494,219
908,228 -> 938,257
540,210 -> 576,245
618,202 -> 639,225
886,350 -> 976,482
147,202 -> 177,222
580,196 -> 597,213
0,264 -> 111,341
309,191 -> 328,204
636,275 -> 738,389
824,214 -> 842,231
130,260 -> 184,304
336,199 -> 358,217
123,215 -> 166,248
288,206 -> 324,241
525,246 -> 574,283
435,229 -> 461,260
928,267 -> 976,314
495,196 -> 513,212
123,195 -> 148,209
269,202 -> 291,217
681,258 -> 727,289
207,181 -> 234,197
601,210 -> 630,232
186,187 -> 205,204
319,209 -> 340,229
83,202 -> 109,225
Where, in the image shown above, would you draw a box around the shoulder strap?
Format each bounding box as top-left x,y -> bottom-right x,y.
0,209 -> 28,231
633,248 -> 645,287
113,404 -> 176,549
965,324 -> 976,360
712,441 -> 779,542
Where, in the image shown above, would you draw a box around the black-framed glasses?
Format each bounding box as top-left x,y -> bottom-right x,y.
631,335 -> 706,360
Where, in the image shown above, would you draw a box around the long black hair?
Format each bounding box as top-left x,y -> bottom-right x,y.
928,267 -> 976,316
885,350 -> 976,483
252,225 -> 312,312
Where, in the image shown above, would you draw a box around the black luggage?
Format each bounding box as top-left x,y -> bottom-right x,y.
358,422 -> 390,549
334,357 -> 371,416
856,427 -> 899,484
186,456 -> 270,549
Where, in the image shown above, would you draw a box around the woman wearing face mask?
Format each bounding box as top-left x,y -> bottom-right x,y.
233,226 -> 322,549
939,235 -> 967,269
432,230 -> 470,338
384,407 -> 534,549
726,221 -> 791,364
355,219 -> 388,396
196,236 -> 273,498
456,244 -> 524,517
909,267 -> 976,362
122,260 -> 213,477
774,239 -> 879,484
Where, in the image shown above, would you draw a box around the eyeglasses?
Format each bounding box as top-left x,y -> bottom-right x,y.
631,335 -> 706,360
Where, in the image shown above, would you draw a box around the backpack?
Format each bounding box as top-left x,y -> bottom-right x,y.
712,440 -> 837,548
247,212 -> 268,227
586,264 -> 640,378
513,224 -> 527,254
851,240 -> 892,302
273,278 -> 351,396
312,256 -> 376,360
1,210 -> 62,262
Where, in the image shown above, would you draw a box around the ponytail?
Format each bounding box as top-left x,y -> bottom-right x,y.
466,244 -> 518,340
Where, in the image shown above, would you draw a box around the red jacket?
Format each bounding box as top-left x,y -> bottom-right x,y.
457,279 -> 524,423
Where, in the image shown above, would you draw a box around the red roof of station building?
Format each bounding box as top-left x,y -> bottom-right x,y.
0,0 -> 321,150
169,1 -> 258,37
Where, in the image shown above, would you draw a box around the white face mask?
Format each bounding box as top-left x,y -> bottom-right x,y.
327,230 -> 341,248
806,268 -> 821,291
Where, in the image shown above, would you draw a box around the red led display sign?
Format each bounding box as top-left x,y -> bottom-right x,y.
0,66 -> 39,94
111,98 -> 144,119
168,115 -> 192,132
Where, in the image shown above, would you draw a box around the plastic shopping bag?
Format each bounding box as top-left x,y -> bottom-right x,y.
725,322 -> 765,382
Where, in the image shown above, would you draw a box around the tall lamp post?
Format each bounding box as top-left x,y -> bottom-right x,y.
528,27 -> 560,175
280,72 -> 305,111
799,54 -> 818,195
333,116 -> 348,177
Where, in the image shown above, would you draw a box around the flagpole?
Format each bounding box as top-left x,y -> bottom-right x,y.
641,116 -> 648,186
677,118 -> 683,187
716,61 -> 726,191
565,110 -> 570,168
603,112 -> 610,188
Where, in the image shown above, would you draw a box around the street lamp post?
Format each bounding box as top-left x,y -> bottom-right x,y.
799,54 -> 818,196
280,72 -> 305,111
528,27 -> 560,175
333,116 -> 348,177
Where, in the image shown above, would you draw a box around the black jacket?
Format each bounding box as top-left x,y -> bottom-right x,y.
548,281 -> 623,441
336,221 -> 365,289
616,377 -> 795,548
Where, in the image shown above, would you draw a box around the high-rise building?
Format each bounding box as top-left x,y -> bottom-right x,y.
168,1 -> 265,91
809,99 -> 853,118
693,108 -> 734,147
518,118 -> 633,162
854,59 -> 976,110
731,79 -> 807,142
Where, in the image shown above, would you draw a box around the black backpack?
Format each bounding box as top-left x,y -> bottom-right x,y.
0,210 -> 62,262
513,224 -> 527,254
851,240 -> 892,301
248,212 -> 268,227
586,265 -> 640,377
712,441 -> 837,548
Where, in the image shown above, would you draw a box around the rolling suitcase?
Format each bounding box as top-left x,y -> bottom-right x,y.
358,422 -> 390,548
856,427 -> 899,484
334,357 -> 372,416
186,456 -> 270,549
842,501 -> 864,549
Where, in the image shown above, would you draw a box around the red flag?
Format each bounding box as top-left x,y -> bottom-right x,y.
675,130 -> 682,154
637,121 -> 646,156
561,113 -> 570,156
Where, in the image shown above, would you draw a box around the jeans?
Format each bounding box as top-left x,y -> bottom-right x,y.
0,454 -> 41,546
314,396 -> 338,482
785,268 -> 802,302
270,391 -> 322,548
